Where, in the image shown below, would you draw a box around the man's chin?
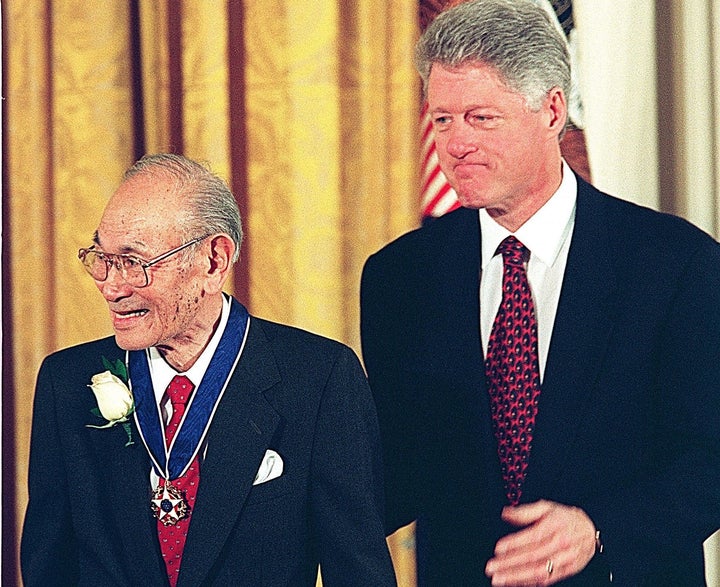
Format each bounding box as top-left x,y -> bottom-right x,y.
113,332 -> 151,351
456,195 -> 486,210
453,183 -> 492,210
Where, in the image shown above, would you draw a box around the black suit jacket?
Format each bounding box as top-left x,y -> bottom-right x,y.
360,177 -> 720,586
22,312 -> 397,586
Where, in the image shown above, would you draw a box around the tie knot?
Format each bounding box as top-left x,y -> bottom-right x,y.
496,236 -> 528,265
166,375 -> 194,407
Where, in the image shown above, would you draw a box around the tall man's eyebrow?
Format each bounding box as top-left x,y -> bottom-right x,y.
92,231 -> 100,246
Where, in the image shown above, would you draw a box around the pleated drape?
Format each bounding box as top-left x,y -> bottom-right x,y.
243,0 -> 418,347
5,5 -> 137,584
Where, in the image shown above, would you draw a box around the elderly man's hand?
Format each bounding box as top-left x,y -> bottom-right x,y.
484,500 -> 597,586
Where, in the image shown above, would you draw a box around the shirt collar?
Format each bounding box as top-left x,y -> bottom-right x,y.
480,160 -> 577,268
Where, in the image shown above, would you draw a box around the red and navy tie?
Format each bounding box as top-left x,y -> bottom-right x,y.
157,375 -> 200,587
485,236 -> 542,505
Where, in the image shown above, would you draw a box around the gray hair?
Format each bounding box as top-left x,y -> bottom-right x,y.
415,0 -> 571,112
124,153 -> 242,263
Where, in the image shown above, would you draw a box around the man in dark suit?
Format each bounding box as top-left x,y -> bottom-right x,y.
360,0 -> 720,584
22,153 -> 397,586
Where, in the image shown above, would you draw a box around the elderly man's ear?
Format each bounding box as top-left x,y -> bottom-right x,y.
204,234 -> 236,293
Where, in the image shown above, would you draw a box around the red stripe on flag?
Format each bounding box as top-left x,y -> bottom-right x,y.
421,141 -> 436,172
419,117 -> 460,218
422,165 -> 442,195
423,182 -> 453,213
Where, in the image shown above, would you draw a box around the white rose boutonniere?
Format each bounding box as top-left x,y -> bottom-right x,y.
90,371 -> 133,420
86,357 -> 135,446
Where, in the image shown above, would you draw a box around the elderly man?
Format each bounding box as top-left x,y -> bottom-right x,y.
360,0 -> 720,585
22,153 -> 397,587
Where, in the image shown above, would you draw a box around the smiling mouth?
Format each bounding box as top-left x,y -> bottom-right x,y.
113,309 -> 149,320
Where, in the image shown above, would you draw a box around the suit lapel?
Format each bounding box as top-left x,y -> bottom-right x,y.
109,417 -> 169,584
429,209 -> 507,507
85,344 -> 168,585
432,209 -> 484,371
178,318 -> 281,587
525,182 -> 619,497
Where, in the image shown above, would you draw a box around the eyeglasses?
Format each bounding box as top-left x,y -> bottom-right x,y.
78,235 -> 207,288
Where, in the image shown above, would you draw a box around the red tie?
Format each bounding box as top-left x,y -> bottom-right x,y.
157,375 -> 200,587
485,236 -> 542,505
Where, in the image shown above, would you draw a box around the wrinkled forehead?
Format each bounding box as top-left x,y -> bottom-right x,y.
96,173 -> 190,254
429,61 -> 511,89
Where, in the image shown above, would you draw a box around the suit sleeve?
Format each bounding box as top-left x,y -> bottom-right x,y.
360,252 -> 423,535
584,237 -> 720,583
21,357 -> 79,586
310,345 -> 397,586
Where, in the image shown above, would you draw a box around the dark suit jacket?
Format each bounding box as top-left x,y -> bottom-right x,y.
21,313 -> 397,586
360,177 -> 720,586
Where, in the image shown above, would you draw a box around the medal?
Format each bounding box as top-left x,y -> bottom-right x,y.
151,481 -> 190,526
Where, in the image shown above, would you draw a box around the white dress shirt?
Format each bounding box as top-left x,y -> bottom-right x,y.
479,162 -> 577,381
148,294 -> 231,415
147,294 -> 231,486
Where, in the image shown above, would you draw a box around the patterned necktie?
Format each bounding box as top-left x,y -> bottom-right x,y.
157,375 -> 200,587
485,236 -> 542,505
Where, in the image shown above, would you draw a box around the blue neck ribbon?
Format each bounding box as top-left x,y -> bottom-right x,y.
129,297 -> 250,480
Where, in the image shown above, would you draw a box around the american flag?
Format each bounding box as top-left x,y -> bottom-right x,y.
420,102 -> 461,218
419,0 -> 462,220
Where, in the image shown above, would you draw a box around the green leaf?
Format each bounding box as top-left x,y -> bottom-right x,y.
115,360 -> 128,382
101,356 -> 128,383
90,407 -> 101,419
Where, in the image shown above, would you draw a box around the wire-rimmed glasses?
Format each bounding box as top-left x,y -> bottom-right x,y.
78,235 -> 207,288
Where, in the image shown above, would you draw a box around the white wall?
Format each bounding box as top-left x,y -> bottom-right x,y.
573,1 -> 660,209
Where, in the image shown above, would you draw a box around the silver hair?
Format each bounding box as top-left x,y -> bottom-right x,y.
124,153 -> 242,263
415,0 -> 571,113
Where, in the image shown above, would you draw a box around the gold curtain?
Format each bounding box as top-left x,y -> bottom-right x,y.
243,0 -> 418,347
4,0 -> 419,584
5,3 -> 137,584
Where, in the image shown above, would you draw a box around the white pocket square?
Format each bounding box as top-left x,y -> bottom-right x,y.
253,449 -> 284,485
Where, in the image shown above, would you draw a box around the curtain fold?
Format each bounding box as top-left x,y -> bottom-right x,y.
6,4 -> 136,583
179,1 -> 232,178
657,0 -> 719,237
243,0 -> 417,349
5,5 -> 57,581
138,0 -> 172,154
